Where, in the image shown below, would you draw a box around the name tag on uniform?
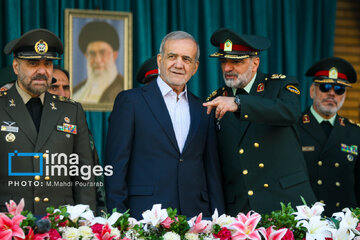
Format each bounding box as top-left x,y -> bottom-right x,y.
57,123 -> 77,135
302,146 -> 315,152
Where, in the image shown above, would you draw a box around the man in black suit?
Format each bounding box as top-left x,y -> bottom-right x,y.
298,57 -> 360,215
204,28 -> 316,216
105,31 -> 225,220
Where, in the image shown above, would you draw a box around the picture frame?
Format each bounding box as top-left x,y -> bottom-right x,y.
65,9 -> 132,111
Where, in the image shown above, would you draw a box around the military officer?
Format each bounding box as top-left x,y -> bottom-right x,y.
0,29 -> 96,215
203,28 -> 316,216
135,56 -> 158,85
298,57 -> 360,215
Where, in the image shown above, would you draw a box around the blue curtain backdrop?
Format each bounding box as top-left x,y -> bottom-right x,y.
0,0 -> 337,163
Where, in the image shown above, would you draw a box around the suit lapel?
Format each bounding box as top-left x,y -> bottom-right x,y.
141,81 -> 179,152
182,92 -> 201,153
322,115 -> 345,154
35,93 -> 62,151
4,87 -> 37,145
300,108 -> 327,146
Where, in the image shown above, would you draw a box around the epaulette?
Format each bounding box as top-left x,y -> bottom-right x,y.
348,118 -> 360,128
206,87 -> 228,102
51,95 -> 77,104
270,74 -> 287,79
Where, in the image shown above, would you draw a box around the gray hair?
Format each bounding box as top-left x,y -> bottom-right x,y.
159,31 -> 200,61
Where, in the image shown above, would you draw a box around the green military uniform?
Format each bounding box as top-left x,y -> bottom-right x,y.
298,108 -> 360,215
208,72 -> 316,216
0,29 -> 96,215
298,57 -> 359,215
208,28 -> 316,216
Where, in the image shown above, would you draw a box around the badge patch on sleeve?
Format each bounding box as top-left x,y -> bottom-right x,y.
286,85 -> 300,95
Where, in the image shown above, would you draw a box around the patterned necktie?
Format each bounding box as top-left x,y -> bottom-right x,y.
26,97 -> 43,132
320,121 -> 332,137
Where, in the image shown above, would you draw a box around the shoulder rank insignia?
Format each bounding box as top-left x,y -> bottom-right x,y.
257,83 -> 264,92
339,117 -> 345,127
303,114 -> 310,124
348,119 -> 360,128
206,90 -> 218,102
286,85 -> 300,95
271,74 -> 286,79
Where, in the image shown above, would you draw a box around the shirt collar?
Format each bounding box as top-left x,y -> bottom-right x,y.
310,105 -> 336,126
157,76 -> 188,99
232,72 -> 257,95
16,81 -> 45,104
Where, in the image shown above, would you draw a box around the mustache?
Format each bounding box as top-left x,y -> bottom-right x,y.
224,72 -> 238,78
31,74 -> 48,81
323,97 -> 337,104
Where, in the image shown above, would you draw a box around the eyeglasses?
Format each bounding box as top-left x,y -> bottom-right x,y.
318,83 -> 346,95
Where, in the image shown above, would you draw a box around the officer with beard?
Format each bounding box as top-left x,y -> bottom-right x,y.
298,57 -> 360,215
0,29 -> 96,215
72,21 -> 124,104
203,28 -> 316,216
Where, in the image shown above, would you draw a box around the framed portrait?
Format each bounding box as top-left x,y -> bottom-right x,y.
65,9 -> 132,111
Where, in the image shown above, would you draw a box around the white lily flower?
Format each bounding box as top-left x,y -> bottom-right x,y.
330,226 -> 355,240
297,216 -> 332,240
211,209 -> 235,228
332,208 -> 359,230
293,202 -> 325,220
66,204 -> 94,222
91,212 -> 123,226
140,204 -> 168,226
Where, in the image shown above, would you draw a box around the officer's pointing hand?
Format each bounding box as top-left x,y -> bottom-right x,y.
203,96 -> 238,120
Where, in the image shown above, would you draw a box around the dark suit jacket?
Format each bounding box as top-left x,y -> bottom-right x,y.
0,86 -> 96,215
298,108 -> 360,215
73,74 -> 124,103
105,79 -> 225,220
209,72 -> 316,216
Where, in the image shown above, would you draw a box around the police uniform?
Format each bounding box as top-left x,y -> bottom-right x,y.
135,56 -> 158,85
298,57 -> 360,215
208,28 -> 316,216
0,29 -> 96,215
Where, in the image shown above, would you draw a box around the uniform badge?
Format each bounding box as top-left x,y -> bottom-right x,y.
66,134 -> 71,138
257,83 -> 264,92
224,40 -> 232,52
303,114 -> 310,124
222,90 -> 228,96
286,85 -> 300,95
5,133 -> 16,142
9,99 -> 16,107
302,146 -> 315,152
347,154 -> 354,162
34,39 -> 48,54
57,123 -> 77,135
64,117 -> 70,123
1,121 -> 18,133
50,102 -> 57,110
329,67 -> 338,79
339,117 -> 345,126
341,143 -> 358,156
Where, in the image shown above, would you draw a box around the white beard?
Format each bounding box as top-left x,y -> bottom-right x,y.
223,61 -> 253,89
73,59 -> 118,103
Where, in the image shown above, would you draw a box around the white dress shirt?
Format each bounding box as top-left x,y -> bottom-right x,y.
157,76 -> 190,153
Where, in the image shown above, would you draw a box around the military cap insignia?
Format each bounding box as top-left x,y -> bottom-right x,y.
286,85 -> 300,95
34,40 -> 48,54
224,40 -> 232,52
329,67 -> 338,79
257,83 -> 264,92
303,114 -> 310,123
339,117 -> 345,126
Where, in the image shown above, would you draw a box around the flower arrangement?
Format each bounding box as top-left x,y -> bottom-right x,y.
2,199 -> 360,240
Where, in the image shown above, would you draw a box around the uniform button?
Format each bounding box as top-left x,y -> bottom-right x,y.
334,163 -> 340,167
265,78 -> 268,81
258,163 -> 264,168
53,95 -> 56,99
317,180 -> 322,185
34,155 -> 40,159
34,197 -> 40,202
43,153 -> 48,158
45,176 -> 50,181
43,198 -> 49,203
248,190 -> 254,196
320,200 -> 325,204
239,148 -> 244,154
318,161 -> 323,166
254,142 -> 259,148
264,184 -> 269,188
34,175 -> 40,181
335,182 -> 340,187
179,158 -> 184,162
336,202 -> 340,207
242,169 -> 248,175
244,115 -> 249,119
4,92 -> 7,95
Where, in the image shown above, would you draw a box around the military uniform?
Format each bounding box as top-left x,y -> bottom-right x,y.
298,57 -> 359,215
0,29 -> 96,215
298,109 -> 360,215
208,28 -> 316,216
